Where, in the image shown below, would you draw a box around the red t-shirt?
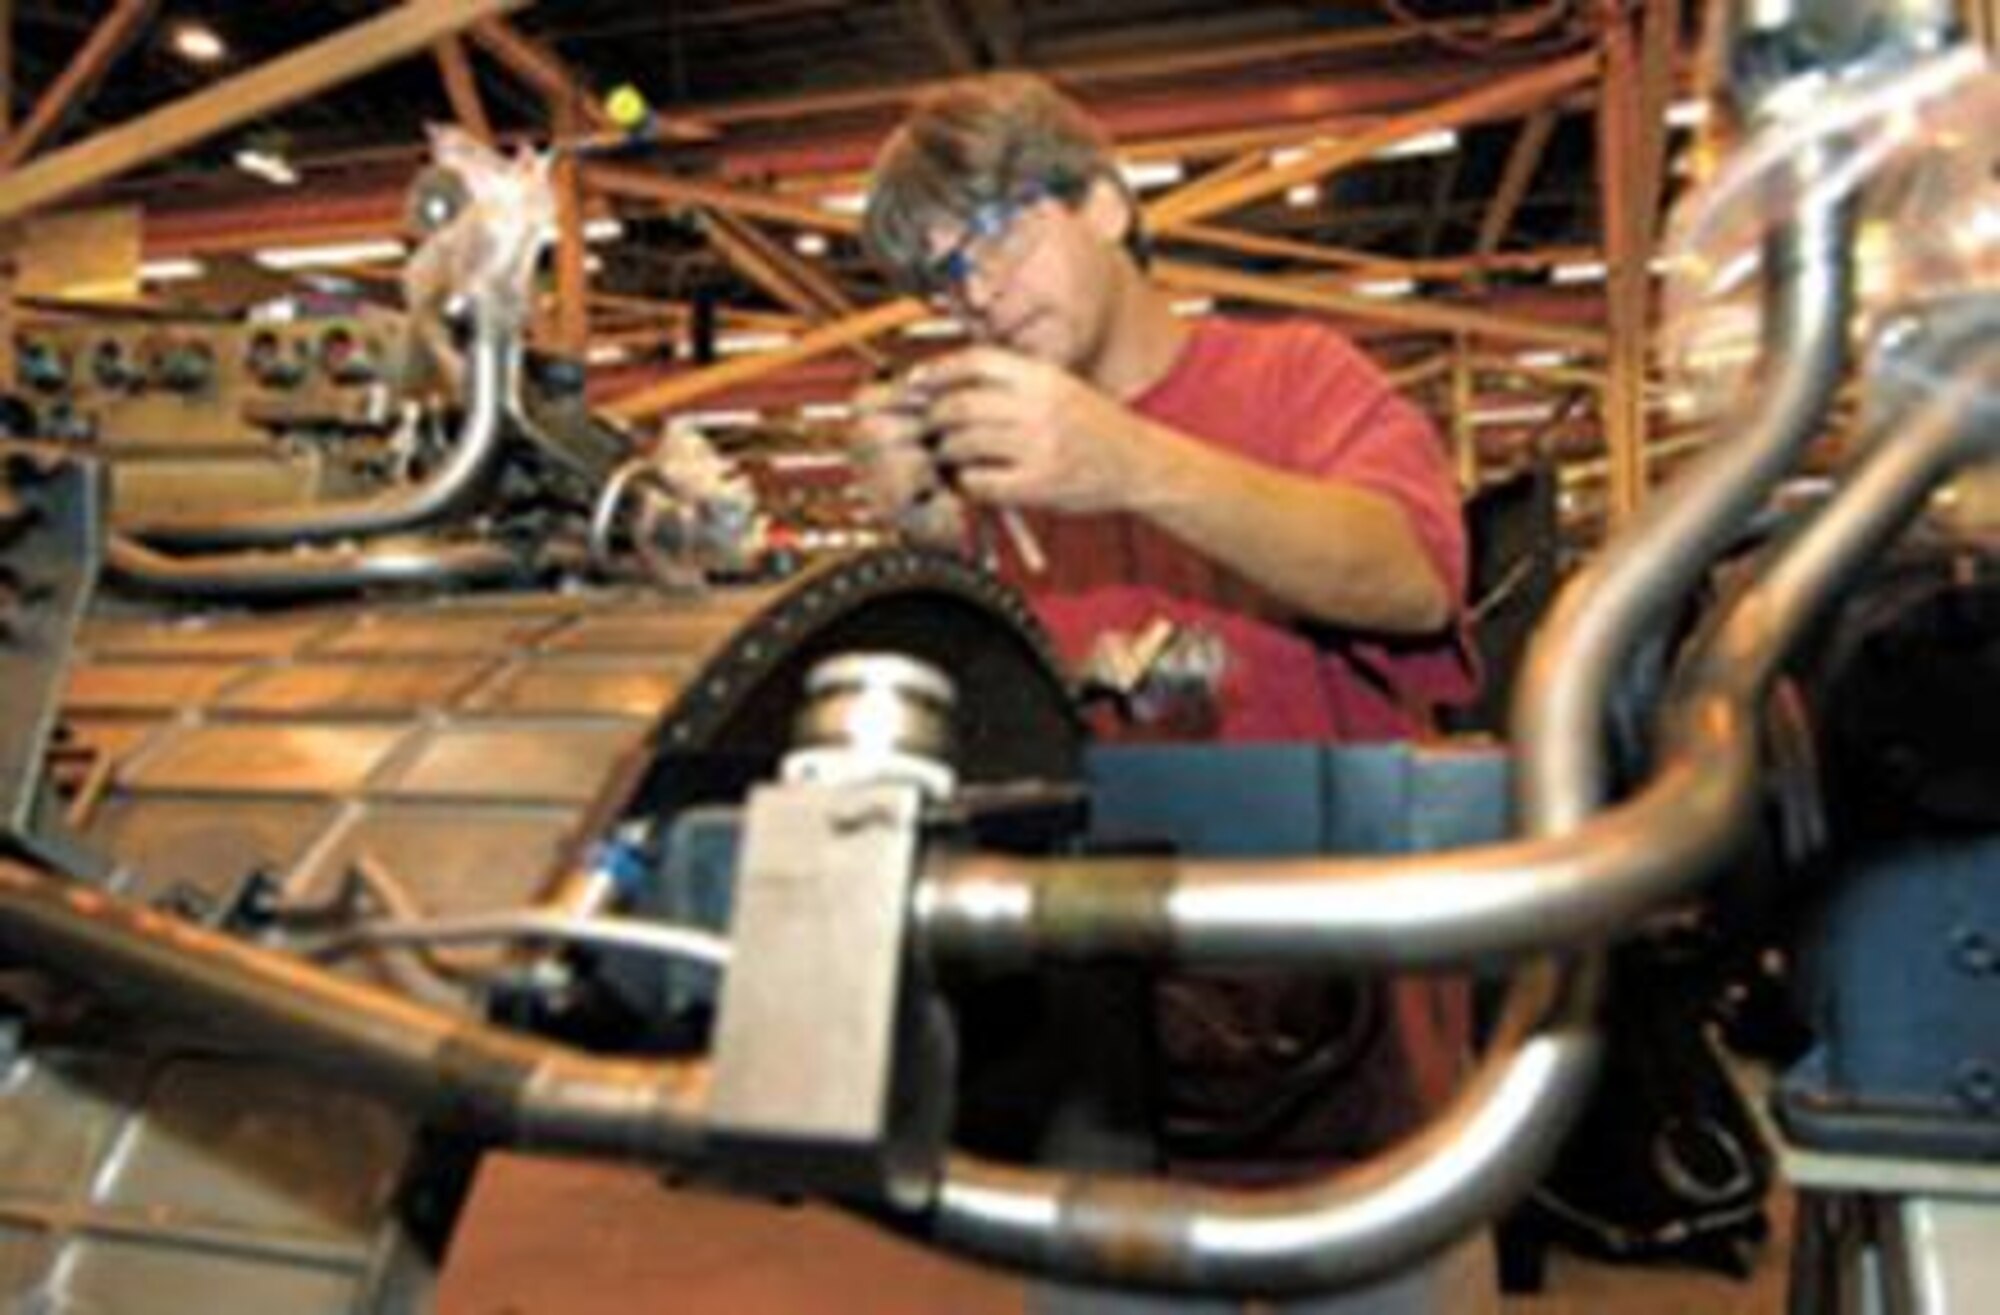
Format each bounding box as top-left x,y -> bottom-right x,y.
996,316 -> 1476,742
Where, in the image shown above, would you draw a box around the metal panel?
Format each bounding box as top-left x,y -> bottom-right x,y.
80,616 -> 337,661
541,609 -> 762,656
123,724 -> 410,795
468,659 -> 692,719
380,724 -> 644,805
0,1053 -> 139,1201
63,662 -> 246,714
286,804 -> 576,913
82,797 -> 335,904
100,1059 -> 411,1236
56,1238 -> 365,1315
307,613 -> 561,658
219,660 -> 495,716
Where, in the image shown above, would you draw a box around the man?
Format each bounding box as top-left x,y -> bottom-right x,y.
852,72 -> 1474,742
850,74 -> 1492,1313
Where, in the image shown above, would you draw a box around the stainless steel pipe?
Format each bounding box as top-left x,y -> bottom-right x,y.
0,860 -> 707,1162
127,308 -> 515,551
105,532 -> 524,599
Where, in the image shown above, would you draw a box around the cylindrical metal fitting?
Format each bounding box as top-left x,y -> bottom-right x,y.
782,652 -> 958,798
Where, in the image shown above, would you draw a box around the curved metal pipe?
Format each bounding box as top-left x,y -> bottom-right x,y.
913,370 -> 2000,976
126,309 -> 515,551
1515,161 -> 1854,830
106,531 -> 525,600
913,340 -> 2000,1299
931,961 -> 1600,1295
0,859 -> 707,1161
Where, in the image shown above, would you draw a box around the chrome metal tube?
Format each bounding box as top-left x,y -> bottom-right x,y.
931,961 -> 1600,1295
127,311 -> 515,551
915,363 -> 2000,975
105,532 -> 525,599
1514,168 -> 1854,831
0,859 -> 706,1161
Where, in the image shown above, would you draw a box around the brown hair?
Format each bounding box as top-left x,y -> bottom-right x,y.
863,72 -> 1142,293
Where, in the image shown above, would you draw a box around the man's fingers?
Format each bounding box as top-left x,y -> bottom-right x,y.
958,465 -> 1034,505
925,386 -> 1015,431
908,345 -> 1022,393
935,423 -> 1018,469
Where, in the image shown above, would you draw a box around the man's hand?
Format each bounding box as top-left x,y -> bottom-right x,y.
848,379 -> 967,545
911,347 -> 1148,514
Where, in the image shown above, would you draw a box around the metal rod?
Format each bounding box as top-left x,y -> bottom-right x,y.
0,859 -> 707,1161
104,532 -> 525,599
125,307 -> 515,551
305,910 -> 732,974
929,960 -> 1600,1295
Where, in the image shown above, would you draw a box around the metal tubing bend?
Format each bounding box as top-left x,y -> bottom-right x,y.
105,532 -> 525,599
0,860 -> 707,1161
932,960 -> 1601,1296
127,309 -> 516,551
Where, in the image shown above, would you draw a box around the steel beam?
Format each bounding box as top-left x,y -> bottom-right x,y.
0,0 -> 152,171
433,35 -> 494,144
0,0 -> 532,224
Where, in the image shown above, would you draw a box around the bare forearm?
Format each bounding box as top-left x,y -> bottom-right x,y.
1127,420 -> 1453,633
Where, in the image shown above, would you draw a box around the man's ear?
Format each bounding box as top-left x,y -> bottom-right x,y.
1079,175 -> 1135,247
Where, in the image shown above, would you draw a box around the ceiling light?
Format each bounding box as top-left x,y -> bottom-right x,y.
586,343 -> 633,366
253,239 -> 407,271
1514,349 -> 1572,369
1170,297 -> 1214,318
1349,278 -> 1415,298
677,409 -> 761,429
171,23 -> 226,65
139,257 -> 206,284
1119,159 -> 1185,191
901,318 -> 966,341
1551,260 -> 1607,285
1471,404 -> 1557,427
800,402 -> 854,422
818,192 -> 867,216
1374,129 -> 1458,161
794,231 -> 830,258
1666,99 -> 1711,130
583,217 -> 625,243
715,330 -> 795,356
234,148 -> 298,187
1284,183 -> 1321,209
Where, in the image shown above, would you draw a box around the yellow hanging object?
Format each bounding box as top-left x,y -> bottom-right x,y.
605,84 -> 651,132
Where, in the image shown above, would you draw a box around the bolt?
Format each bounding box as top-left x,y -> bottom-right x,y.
1954,1060 -> 2000,1113
1950,926 -> 1998,976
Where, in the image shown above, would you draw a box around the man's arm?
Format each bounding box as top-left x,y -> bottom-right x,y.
914,347 -> 1453,634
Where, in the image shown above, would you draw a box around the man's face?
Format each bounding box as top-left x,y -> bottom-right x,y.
920,181 -> 1122,369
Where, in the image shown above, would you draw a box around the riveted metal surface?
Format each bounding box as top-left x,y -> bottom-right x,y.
121,724 -> 412,796
81,798 -> 335,904
80,616 -> 335,661
64,662 -> 245,715
377,723 -> 647,806
284,804 -> 577,912
466,659 -> 694,719
306,613 -> 566,659
218,659 -> 497,717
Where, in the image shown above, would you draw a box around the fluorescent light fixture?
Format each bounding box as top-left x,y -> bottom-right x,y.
1551,260 -> 1607,285
1349,278 -> 1415,299
253,239 -> 407,271
586,343 -> 633,366
1471,404 -> 1557,427
901,318 -> 966,341
1119,159 -> 1185,191
140,257 -> 206,283
171,23 -> 226,64
1374,128 -> 1458,161
1285,183 -> 1321,209
1514,349 -> 1572,369
1269,145 -> 1311,169
794,231 -> 830,258
234,148 -> 298,187
249,298 -> 299,325
800,402 -> 854,422
819,191 -> 867,215
583,217 -> 625,243
715,330 -> 795,356
766,451 -> 849,473
1666,98 -> 1711,129
678,408 -> 761,429
1170,297 -> 1214,318
584,253 -> 605,275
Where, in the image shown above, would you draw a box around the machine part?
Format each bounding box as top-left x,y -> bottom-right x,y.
106,531 -> 529,600
709,780 -> 947,1205
929,959 -> 1596,1296
302,908 -> 731,976
124,303 -> 514,551
0,444 -> 108,876
780,652 -> 958,798
0,858 -> 708,1162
